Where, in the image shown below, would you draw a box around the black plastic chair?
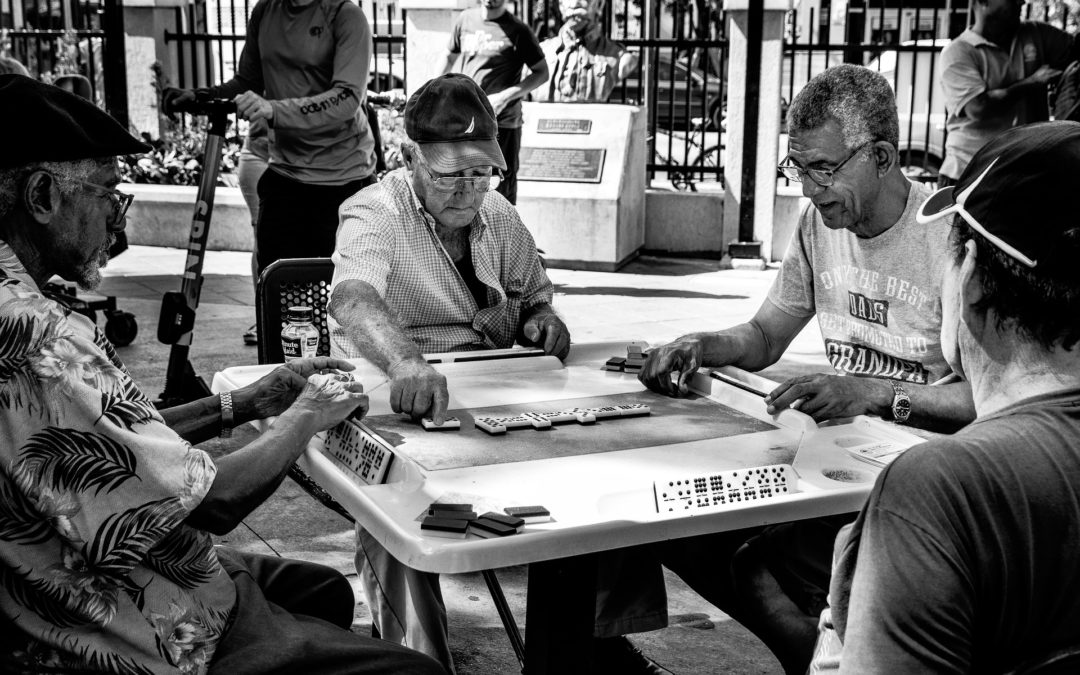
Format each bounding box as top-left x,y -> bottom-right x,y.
255,257 -> 526,668
1009,645 -> 1080,675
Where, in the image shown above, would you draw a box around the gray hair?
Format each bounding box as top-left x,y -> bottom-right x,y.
0,159 -> 101,222
788,64 -> 900,151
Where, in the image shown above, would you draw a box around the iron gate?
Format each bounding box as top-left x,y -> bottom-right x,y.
1,0 -> 128,125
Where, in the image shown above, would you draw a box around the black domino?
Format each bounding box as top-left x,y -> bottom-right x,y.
504,505 -> 551,523
479,511 -> 525,531
428,503 -> 473,514
468,518 -> 518,538
421,517 -> 469,539
430,510 -> 477,521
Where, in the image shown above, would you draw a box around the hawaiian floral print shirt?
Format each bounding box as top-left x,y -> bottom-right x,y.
0,241 -> 235,674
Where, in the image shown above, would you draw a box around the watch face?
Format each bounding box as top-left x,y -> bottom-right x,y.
894,396 -> 911,420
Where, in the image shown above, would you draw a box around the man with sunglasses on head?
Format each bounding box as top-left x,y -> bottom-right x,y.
0,75 -> 443,675
639,64 -> 975,675
329,74 -> 673,674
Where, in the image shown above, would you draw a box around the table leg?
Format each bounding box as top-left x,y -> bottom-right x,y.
524,553 -> 599,674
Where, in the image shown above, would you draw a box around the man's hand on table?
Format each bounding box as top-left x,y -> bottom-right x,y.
232,358 -> 359,423
521,310 -> 571,360
388,358 -> 450,424
764,374 -> 892,422
638,338 -> 705,396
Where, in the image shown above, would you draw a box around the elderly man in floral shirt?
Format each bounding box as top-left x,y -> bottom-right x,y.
328,74 -> 672,675
0,74 -> 443,675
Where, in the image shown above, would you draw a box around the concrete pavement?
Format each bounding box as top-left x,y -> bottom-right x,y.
96,246 -> 832,675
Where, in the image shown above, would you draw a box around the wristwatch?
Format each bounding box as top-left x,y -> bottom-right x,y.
890,380 -> 911,424
220,391 -> 235,438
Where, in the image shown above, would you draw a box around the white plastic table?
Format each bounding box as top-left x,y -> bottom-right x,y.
212,341 -> 924,673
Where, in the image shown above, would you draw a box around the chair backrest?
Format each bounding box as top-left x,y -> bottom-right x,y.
255,257 -> 335,364
1010,644 -> 1080,675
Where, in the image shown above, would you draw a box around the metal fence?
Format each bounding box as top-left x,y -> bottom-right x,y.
164,0 -> 404,92
1,0 -> 127,125
782,1 -> 1075,184
522,0 -> 729,188
159,0 -> 1077,188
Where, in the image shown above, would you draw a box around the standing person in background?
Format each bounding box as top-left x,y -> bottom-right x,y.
442,0 -> 549,205
938,0 -> 1078,186
164,0 -> 378,345
534,0 -> 638,103
238,119 -> 270,346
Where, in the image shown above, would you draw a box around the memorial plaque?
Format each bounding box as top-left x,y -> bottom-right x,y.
537,118 -> 593,134
518,147 -> 606,183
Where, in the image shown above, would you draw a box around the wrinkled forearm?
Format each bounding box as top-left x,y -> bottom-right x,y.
185,408 -> 319,534
678,322 -> 782,372
904,380 -> 975,433
330,280 -> 425,373
161,396 -> 225,445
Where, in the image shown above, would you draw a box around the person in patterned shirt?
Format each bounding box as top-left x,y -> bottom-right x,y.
0,74 -> 444,675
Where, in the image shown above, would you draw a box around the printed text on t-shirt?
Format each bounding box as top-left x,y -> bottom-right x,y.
819,265 -> 931,311
825,338 -> 930,383
462,31 -> 510,57
848,291 -> 889,327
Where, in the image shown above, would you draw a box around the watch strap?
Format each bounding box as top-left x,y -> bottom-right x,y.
890,380 -> 911,424
220,391 -> 235,438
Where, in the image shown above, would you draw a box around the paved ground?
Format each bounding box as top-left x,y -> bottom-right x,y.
93,246 -> 831,675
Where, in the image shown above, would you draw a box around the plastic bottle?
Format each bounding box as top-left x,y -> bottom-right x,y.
281,306 -> 319,362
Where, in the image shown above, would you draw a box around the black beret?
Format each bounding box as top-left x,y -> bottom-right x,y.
0,73 -> 150,169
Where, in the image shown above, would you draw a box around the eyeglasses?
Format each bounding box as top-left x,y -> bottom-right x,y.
419,164 -> 501,193
778,142 -> 871,187
78,180 -> 134,224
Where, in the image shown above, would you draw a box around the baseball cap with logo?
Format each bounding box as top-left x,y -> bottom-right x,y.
0,73 -> 149,168
917,120 -> 1080,268
404,73 -> 507,173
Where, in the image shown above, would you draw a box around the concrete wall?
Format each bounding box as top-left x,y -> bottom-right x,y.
123,183 -> 808,260
125,184 -> 253,251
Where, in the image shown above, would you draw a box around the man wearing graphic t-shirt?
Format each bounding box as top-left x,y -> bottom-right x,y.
443,0 -> 549,204
640,65 -> 976,675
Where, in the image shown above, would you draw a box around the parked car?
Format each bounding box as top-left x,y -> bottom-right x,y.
614,53 -> 724,131
369,54 -> 405,93
866,39 -> 949,181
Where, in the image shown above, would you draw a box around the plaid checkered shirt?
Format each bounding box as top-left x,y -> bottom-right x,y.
329,169 -> 554,358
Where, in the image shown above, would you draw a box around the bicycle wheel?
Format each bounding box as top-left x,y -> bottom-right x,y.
691,144 -> 723,187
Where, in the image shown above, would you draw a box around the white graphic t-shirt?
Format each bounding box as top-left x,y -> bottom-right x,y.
768,181 -> 951,385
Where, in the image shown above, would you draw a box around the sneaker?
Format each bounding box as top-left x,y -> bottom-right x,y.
591,636 -> 674,675
242,324 -> 258,346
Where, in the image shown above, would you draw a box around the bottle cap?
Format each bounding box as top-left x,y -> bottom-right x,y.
287,306 -> 313,322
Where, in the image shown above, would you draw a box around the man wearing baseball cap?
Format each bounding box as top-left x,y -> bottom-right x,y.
0,74 -> 443,675
824,120 -> 1080,671
329,73 -> 672,673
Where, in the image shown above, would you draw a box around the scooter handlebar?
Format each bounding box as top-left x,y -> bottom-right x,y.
163,88 -> 237,116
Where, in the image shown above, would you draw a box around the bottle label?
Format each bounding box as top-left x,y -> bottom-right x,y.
282,324 -> 319,362
301,335 -> 318,359
282,335 -> 303,362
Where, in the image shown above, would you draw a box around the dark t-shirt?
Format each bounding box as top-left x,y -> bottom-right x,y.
832,390 -> 1080,673
454,241 -> 489,309
448,8 -> 544,128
